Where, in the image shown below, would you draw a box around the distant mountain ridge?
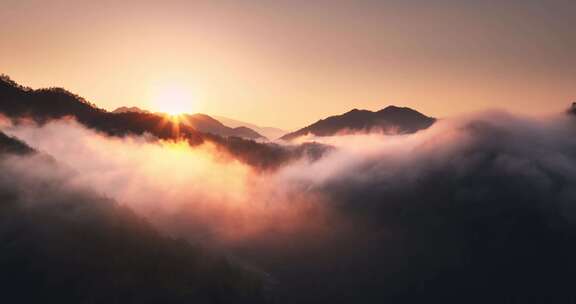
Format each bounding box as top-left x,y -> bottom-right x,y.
281,106 -> 436,141
212,115 -> 287,140
112,106 -> 266,140
182,113 -> 266,140
112,106 -> 150,114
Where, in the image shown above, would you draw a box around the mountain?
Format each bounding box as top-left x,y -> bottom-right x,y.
0,74 -> 327,170
0,131 -> 35,155
212,115 -> 287,140
280,106 -> 436,141
112,106 -> 149,114
181,114 -> 266,140
112,107 -> 266,140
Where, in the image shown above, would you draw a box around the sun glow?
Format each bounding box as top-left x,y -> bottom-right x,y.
151,85 -> 195,116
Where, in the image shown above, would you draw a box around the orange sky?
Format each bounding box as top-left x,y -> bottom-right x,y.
1,0 -> 575,129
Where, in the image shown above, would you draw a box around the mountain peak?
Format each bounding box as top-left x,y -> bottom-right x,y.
378,105 -> 419,114
343,108 -> 372,116
381,105 -> 405,111
281,105 -> 435,141
378,105 -> 414,112
112,106 -> 148,114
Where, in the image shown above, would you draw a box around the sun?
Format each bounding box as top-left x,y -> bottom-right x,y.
151,85 -> 195,116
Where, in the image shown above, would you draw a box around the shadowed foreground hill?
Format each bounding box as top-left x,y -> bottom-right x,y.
238,113 -> 576,303
0,131 -> 35,155
0,75 -> 327,170
0,133 -> 269,304
281,106 -> 436,141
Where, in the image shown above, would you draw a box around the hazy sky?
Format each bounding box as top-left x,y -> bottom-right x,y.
1,0 -> 575,129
